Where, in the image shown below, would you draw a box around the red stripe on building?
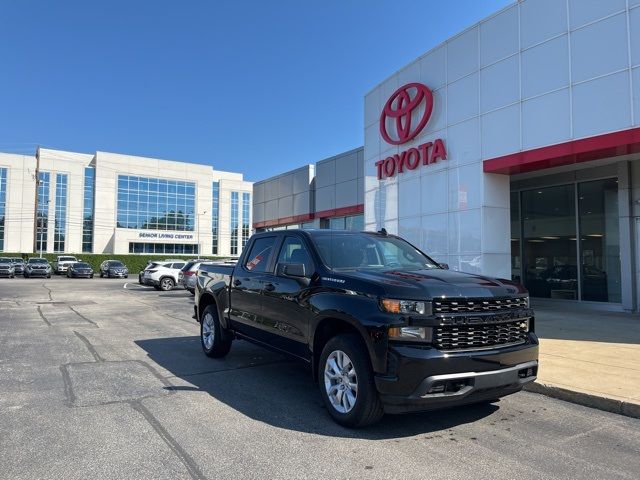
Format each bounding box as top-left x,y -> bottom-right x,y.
253,213 -> 313,229
483,127 -> 640,175
315,204 -> 364,219
252,204 -> 364,229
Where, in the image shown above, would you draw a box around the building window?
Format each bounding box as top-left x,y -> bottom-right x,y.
128,242 -> 199,255
0,168 -> 7,251
116,175 -> 195,231
230,192 -> 239,255
212,182 -> 219,255
82,167 -> 95,253
36,171 -> 50,253
320,214 -> 364,231
53,173 -> 68,252
242,192 -> 250,250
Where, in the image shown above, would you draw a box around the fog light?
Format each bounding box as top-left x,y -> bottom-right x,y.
427,382 -> 445,394
518,367 -> 536,378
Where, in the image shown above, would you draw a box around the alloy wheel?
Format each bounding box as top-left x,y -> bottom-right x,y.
202,312 -> 215,350
324,350 -> 358,413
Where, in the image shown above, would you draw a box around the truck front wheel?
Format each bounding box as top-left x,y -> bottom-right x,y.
200,305 -> 232,358
318,334 -> 383,428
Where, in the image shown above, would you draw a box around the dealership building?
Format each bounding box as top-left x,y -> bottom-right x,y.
255,0 -> 640,311
0,148 -> 252,257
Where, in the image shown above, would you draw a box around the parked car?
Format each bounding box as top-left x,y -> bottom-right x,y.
179,260 -> 214,294
142,260 -> 186,291
99,260 -> 129,278
194,229 -> 538,427
10,257 -> 26,274
67,262 -> 94,278
138,261 -> 153,284
24,258 -> 52,278
0,257 -> 16,278
52,255 -> 78,274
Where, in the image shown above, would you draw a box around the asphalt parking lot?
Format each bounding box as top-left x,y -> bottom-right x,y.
1,277 -> 640,479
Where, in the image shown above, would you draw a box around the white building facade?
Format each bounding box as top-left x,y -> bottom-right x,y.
0,148 -> 252,257
364,0 -> 640,310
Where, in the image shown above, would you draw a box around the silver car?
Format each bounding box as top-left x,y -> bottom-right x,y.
179,260 -> 212,294
0,257 -> 15,278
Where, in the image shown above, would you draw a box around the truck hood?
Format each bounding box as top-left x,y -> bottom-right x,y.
337,268 -> 525,298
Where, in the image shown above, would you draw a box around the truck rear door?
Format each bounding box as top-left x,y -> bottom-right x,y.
228,235 -> 277,338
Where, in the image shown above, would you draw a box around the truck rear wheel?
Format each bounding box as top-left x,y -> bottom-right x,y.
200,305 -> 232,358
318,333 -> 383,428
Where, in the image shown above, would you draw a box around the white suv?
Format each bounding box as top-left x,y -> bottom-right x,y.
142,260 -> 186,291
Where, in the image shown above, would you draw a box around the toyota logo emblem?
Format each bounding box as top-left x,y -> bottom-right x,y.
380,83 -> 433,145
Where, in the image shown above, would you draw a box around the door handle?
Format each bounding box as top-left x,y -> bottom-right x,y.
263,283 -> 275,292
233,279 -> 242,287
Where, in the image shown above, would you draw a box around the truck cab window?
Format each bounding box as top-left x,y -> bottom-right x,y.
276,237 -> 313,276
244,237 -> 276,272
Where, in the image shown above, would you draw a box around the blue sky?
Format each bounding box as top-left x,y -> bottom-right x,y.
0,0 -> 511,181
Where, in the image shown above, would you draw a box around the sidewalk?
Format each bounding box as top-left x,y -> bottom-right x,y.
526,300 -> 640,418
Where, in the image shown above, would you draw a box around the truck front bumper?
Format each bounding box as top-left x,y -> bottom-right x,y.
376,337 -> 539,414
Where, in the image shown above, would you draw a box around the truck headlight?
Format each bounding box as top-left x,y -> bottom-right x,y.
388,326 -> 433,342
380,299 -> 431,316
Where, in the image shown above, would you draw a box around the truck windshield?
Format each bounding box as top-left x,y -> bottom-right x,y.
311,233 -> 440,271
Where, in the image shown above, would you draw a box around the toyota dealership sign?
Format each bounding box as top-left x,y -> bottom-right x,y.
375,82 -> 447,180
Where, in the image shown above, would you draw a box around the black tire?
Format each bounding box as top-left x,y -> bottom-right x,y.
23,273 -> 28,278
159,277 -> 174,291
90,274 -> 94,278
47,274 -> 51,279
318,333 -> 384,428
99,272 -> 103,278
125,275 -> 128,278
153,285 -> 161,291
200,304 -> 232,358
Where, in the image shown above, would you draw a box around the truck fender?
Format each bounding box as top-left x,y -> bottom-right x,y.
310,311 -> 390,376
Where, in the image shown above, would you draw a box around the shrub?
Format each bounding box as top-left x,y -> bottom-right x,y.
3,253 -> 230,274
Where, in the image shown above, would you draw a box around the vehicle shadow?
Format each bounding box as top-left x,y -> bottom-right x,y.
135,335 -> 500,440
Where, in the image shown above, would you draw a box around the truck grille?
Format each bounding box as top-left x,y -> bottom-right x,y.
433,297 -> 528,314
433,320 -> 529,351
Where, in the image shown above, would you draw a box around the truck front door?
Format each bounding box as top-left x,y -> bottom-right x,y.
259,235 -> 314,360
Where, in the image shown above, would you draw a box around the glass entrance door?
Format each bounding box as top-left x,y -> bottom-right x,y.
521,185 -> 577,300
513,178 -> 621,303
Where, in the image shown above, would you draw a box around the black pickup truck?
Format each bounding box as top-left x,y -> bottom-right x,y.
194,229 -> 538,427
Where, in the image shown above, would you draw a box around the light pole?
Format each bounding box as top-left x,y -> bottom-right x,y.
197,210 -> 207,257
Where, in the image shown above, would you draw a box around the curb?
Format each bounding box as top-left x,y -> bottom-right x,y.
524,382 -> 640,419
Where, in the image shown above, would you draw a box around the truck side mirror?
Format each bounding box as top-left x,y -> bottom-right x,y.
439,263 -> 449,270
277,262 -> 306,278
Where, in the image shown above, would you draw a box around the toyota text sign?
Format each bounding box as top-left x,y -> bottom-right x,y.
375,82 -> 447,180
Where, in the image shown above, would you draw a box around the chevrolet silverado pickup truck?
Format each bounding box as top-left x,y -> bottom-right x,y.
194,229 -> 538,427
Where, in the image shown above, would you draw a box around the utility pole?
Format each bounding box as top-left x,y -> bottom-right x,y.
32,147 -> 40,254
